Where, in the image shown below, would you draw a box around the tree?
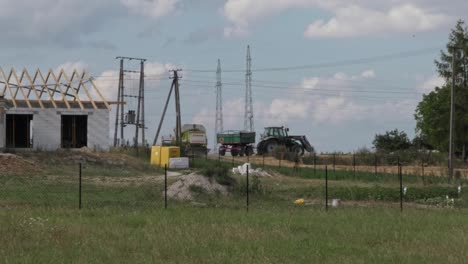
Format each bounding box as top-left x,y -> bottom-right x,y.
373,129 -> 412,152
415,20 -> 468,154
412,134 -> 434,151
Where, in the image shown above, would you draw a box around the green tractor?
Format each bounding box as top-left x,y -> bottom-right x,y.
257,126 -> 314,156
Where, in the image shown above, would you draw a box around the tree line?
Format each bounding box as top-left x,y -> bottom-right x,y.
374,20 -> 468,159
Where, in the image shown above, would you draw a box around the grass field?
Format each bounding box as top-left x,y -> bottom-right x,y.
2,207 -> 468,263
1,152 -> 468,263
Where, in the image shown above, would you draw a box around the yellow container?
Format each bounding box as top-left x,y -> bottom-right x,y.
151,146 -> 180,167
151,146 -> 162,166
160,146 -> 180,168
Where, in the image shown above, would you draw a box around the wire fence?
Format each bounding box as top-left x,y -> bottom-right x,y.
1,151 -> 466,211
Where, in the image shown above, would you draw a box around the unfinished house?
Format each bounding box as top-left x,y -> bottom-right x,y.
0,68 -> 110,151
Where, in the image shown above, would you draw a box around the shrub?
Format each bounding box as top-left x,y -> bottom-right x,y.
235,175 -> 265,195
200,163 -> 236,187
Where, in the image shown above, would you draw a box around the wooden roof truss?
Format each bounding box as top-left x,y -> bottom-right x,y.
0,67 -> 110,110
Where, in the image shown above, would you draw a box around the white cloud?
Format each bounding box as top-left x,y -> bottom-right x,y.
222,0 -> 456,38
55,61 -> 89,76
121,0 -> 180,19
312,96 -> 364,124
0,0 -> 114,46
417,75 -> 445,94
92,62 -> 175,102
223,0 -> 312,37
301,77 -> 320,90
361,70 -> 375,79
304,4 -> 449,38
261,99 -> 310,124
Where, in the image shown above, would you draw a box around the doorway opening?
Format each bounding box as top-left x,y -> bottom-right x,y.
6,114 -> 33,148
61,115 -> 87,148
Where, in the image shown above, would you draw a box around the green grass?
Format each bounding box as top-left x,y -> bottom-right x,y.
1,207 -> 468,263
2,154 -> 468,263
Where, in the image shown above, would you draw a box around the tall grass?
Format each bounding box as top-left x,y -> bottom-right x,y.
1,207 -> 468,263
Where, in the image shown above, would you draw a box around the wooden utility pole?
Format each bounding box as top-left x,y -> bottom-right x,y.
173,70 -> 182,147
152,69 -> 182,147
113,59 -> 123,147
449,47 -> 461,182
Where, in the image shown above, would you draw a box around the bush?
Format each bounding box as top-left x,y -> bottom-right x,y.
200,163 -> 236,187
235,175 -> 265,195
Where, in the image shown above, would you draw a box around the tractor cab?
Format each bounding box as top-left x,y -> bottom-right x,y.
263,126 -> 289,139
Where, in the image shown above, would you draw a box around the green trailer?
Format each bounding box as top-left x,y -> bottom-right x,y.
217,131 -> 256,156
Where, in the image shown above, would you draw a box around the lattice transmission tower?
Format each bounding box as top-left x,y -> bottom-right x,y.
215,59 -> 223,150
244,45 -> 254,132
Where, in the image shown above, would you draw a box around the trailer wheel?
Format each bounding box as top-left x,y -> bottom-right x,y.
231,149 -> 239,157
239,147 -> 245,156
219,149 -> 226,156
245,146 -> 254,156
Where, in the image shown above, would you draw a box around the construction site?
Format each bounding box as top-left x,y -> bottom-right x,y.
2,24 -> 468,263
0,68 -> 110,151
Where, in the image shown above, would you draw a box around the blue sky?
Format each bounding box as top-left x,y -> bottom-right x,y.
1,0 -> 467,152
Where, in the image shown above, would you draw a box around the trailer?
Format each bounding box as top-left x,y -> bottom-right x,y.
217,131 -> 256,156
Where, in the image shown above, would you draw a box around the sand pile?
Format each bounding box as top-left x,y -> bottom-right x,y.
166,173 -> 228,200
0,153 -> 41,175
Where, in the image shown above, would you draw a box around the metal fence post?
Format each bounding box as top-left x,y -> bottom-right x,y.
399,163 -> 403,212
262,155 -> 265,169
164,164 -> 168,209
397,156 -> 400,180
325,165 -> 328,211
353,153 -> 356,179
279,153 -> 282,168
191,151 -> 195,167
374,154 -> 377,177
79,162 -> 82,210
246,165 -> 249,212
333,153 -> 336,178
313,153 -> 316,177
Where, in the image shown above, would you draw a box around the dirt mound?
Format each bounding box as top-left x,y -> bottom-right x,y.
20,149 -> 137,168
166,173 -> 228,200
0,153 -> 42,175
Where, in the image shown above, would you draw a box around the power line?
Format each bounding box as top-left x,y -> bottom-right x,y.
184,46 -> 440,73
179,79 -> 420,95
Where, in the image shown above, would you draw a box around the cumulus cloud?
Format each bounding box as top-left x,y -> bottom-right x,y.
417,75 -> 445,94
121,0 -> 180,19
304,4 -> 449,38
0,0 -> 182,47
54,61 -> 89,76
222,0 -> 458,38
92,61 -> 176,101
261,99 -> 310,124
0,0 -> 116,47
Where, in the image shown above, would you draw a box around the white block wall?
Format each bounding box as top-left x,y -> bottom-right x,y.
5,108 -> 110,151
87,109 -> 109,151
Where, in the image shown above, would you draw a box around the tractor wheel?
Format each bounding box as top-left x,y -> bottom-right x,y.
256,142 -> 264,155
231,149 -> 239,157
291,144 -> 304,156
265,140 -> 279,154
